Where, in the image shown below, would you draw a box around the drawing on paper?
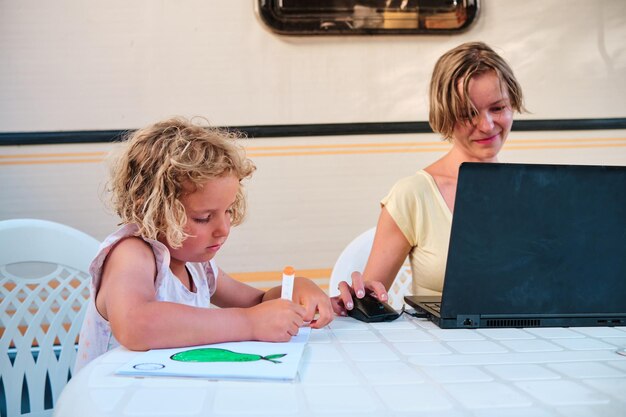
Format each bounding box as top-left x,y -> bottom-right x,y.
117,328 -> 310,380
171,348 -> 287,364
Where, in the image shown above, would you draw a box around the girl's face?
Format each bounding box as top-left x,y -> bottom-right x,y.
451,70 -> 514,162
167,174 -> 239,265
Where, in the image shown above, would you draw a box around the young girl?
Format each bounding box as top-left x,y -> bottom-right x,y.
75,117 -> 333,372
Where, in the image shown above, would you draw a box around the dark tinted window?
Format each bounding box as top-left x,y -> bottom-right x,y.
258,0 -> 479,35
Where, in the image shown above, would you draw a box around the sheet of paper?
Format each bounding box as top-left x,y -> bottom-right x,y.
115,327 -> 311,381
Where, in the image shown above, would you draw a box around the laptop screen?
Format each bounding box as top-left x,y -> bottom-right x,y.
440,163 -> 626,318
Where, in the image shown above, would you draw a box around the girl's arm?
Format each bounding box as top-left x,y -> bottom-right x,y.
97,237 -> 306,351
213,270 -> 333,329
209,269 -> 265,308
332,207 -> 411,315
263,276 -> 333,328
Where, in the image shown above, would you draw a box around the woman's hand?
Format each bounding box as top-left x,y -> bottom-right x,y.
291,277 -> 334,328
330,271 -> 389,316
331,209 -> 410,317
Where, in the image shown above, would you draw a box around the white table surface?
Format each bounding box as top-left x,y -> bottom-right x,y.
54,316 -> 626,417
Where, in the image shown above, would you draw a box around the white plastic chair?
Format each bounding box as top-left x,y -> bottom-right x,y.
329,227 -> 412,309
0,219 -> 100,417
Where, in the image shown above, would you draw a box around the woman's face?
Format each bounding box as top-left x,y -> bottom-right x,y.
451,70 -> 514,162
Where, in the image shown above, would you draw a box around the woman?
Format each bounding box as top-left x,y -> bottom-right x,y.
332,41 -> 526,314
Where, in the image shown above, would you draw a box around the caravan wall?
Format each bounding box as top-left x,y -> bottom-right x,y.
1,0 -> 625,291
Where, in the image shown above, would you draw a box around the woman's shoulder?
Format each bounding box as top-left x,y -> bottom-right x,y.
390,170 -> 436,192
382,171 -> 440,210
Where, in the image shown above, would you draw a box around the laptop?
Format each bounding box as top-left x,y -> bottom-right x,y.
404,162 -> 626,329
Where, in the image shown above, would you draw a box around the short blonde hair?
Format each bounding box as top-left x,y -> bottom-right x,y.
108,117 -> 256,248
429,42 -> 526,140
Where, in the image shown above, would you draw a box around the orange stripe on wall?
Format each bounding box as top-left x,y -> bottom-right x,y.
1,137 -> 625,165
0,152 -> 108,159
506,143 -> 626,151
230,268 -> 332,283
246,141 -> 447,151
242,280 -> 331,293
0,158 -> 105,166
247,147 -> 451,157
506,137 -> 626,144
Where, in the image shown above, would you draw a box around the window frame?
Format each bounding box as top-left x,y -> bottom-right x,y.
257,0 -> 480,36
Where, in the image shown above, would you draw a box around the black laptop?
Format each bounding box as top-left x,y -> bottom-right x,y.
404,162 -> 626,329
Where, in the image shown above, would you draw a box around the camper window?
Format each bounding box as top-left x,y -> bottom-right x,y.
257,0 -> 479,35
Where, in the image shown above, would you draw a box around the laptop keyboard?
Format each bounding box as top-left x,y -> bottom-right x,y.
424,302 -> 441,313
313,316 -> 626,416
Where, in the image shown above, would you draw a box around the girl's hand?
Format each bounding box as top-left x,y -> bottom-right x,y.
292,277 -> 334,329
246,299 -> 306,342
331,271 -> 388,317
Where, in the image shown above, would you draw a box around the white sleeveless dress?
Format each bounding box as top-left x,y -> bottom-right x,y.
74,224 -> 217,373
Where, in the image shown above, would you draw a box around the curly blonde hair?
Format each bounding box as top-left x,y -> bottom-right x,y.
429,42 -> 526,141
108,117 -> 256,248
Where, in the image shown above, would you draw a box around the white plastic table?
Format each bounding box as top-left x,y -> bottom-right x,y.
54,316 -> 626,417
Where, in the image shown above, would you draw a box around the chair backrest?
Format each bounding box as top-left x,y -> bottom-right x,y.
329,227 -> 412,309
0,219 -> 100,417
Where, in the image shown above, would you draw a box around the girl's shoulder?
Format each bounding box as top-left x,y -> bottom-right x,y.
98,225 -> 160,260
100,224 -> 141,247
89,224 -> 168,286
107,235 -> 154,260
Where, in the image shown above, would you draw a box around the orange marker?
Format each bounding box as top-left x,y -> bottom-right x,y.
281,266 -> 295,300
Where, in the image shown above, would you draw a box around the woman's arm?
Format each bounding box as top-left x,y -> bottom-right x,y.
364,207 -> 412,290
332,207 -> 411,315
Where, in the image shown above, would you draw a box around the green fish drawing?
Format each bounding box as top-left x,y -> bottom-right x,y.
171,348 -> 287,364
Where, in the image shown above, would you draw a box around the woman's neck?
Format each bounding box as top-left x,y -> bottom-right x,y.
440,146 -> 499,175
